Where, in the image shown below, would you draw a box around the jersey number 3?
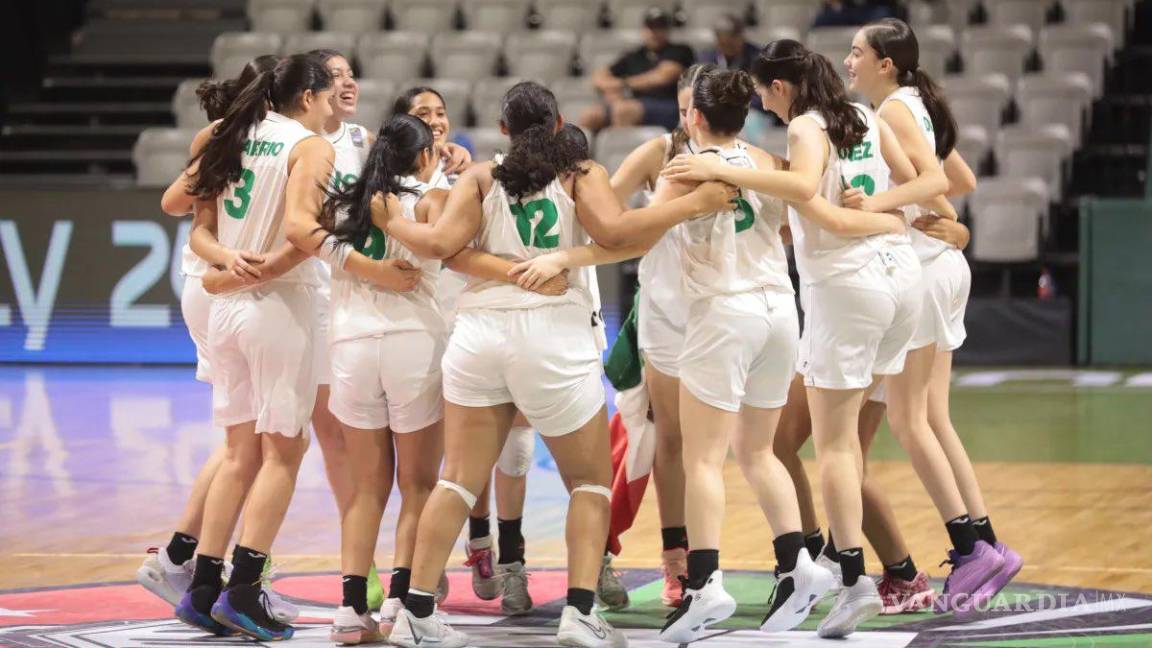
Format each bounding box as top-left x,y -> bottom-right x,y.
511,199 -> 560,249
224,168 -> 257,220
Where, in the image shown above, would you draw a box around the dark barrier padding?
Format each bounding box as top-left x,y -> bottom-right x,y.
956,297 -> 1073,365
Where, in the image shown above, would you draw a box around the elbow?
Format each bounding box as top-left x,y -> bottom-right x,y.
790,180 -> 819,204
426,241 -> 456,260
160,192 -> 192,217
926,168 -> 949,198
285,218 -> 310,251
951,173 -> 977,197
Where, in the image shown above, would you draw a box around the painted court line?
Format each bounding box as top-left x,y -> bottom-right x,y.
937,597 -> 1152,631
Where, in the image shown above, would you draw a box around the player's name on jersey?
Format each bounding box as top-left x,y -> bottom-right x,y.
242,139 -> 285,157
838,141 -> 874,162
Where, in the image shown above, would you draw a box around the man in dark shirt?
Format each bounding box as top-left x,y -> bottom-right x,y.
698,14 -> 760,73
578,7 -> 695,132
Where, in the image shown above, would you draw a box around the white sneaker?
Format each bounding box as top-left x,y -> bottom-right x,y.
760,551 -> 835,633
378,597 -> 404,638
260,564 -> 299,623
389,608 -> 469,648
815,554 -> 843,593
136,548 -> 193,606
330,605 -> 382,645
658,570 -> 737,643
817,576 -> 883,639
557,605 -> 627,648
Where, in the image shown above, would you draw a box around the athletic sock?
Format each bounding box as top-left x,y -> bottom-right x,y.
227,545 -> 267,588
884,556 -> 919,582
773,532 -> 806,573
567,588 -> 595,615
388,567 -> 412,600
342,575 -> 368,614
190,554 -> 225,590
468,515 -> 490,541
166,532 -> 198,565
803,529 -> 825,561
945,515 -> 978,556
686,549 -> 719,589
405,588 -> 435,619
838,548 -> 866,587
497,518 -> 525,565
661,526 -> 689,552
822,533 -> 840,563
972,516 -> 999,546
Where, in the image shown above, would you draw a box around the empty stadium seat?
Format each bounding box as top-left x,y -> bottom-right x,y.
534,0 -> 602,32
745,25 -> 803,47
471,77 -> 525,128
211,32 -> 283,79
460,0 -> 531,32
1063,0 -> 1128,47
805,27 -> 857,83
754,0 -> 820,37
1038,23 -> 1114,97
943,73 -> 1012,137
954,123 -> 990,175
133,128 -> 200,187
354,79 -> 397,127
1016,72 -> 1093,143
402,78 -> 471,127
671,28 -> 714,58
504,31 -> 577,81
357,31 -> 430,81
172,79 -> 209,129
682,0 -> 748,30
609,0 -> 676,28
248,0 -> 315,33
465,127 -> 510,161
594,126 -> 666,173
983,0 -> 1052,35
917,24 -> 957,80
944,0 -> 979,34
995,123 -> 1074,199
431,31 -> 502,80
552,77 -> 600,123
960,25 -> 1034,85
282,31 -> 356,56
391,0 -> 459,33
968,176 -> 1048,262
579,30 -> 643,74
316,0 -> 388,32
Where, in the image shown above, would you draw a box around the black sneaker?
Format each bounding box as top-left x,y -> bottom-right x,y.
211,583 -> 295,641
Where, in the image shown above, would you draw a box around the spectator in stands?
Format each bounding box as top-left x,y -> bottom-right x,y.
698,14 -> 760,73
579,7 -> 695,132
812,0 -> 900,27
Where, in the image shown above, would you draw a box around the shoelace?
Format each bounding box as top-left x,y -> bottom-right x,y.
464,549 -> 493,578
938,556 -> 956,594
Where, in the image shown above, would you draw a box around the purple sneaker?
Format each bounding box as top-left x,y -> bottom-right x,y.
933,541 -> 1006,614
962,542 -> 1023,614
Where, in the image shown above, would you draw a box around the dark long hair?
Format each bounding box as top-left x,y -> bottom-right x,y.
692,67 -> 755,136
864,18 -> 957,157
196,55 -> 280,121
322,114 -> 434,246
392,86 -> 446,117
558,123 -> 590,160
492,81 -> 586,200
668,63 -> 713,162
751,39 -> 868,151
188,54 -> 333,198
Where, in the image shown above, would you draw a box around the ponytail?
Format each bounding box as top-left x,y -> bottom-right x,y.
692,67 -> 755,136
907,67 -> 957,158
196,55 -> 280,122
492,81 -> 586,199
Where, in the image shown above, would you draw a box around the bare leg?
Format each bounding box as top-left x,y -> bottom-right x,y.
679,387 -> 734,551
808,386 -> 867,553
774,375 -> 819,534
237,431 -> 309,554
313,386 -> 355,517
928,350 -> 989,520
393,421 -> 445,569
858,401 -> 910,566
734,405 -> 801,535
647,366 -> 686,530
197,422 -> 261,558
339,425 -> 395,578
175,444 -> 226,537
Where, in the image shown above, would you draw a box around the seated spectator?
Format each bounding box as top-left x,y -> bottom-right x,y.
698,14 -> 760,72
579,7 -> 694,132
812,0 -> 899,27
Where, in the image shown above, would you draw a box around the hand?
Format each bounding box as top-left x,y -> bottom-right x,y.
225,249 -> 265,281
882,210 -> 908,235
595,76 -> 625,94
441,142 -> 472,173
841,187 -> 875,211
690,181 -> 740,215
509,254 -> 567,291
201,267 -> 248,295
661,154 -> 725,183
371,192 -> 404,232
534,271 -> 569,296
913,214 -> 968,248
372,258 -> 422,292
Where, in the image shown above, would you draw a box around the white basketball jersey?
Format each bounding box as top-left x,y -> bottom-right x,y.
879,86 -> 951,262
788,104 -> 907,284
215,112 -> 320,288
317,121 -> 372,295
678,142 -> 792,302
458,166 -> 591,311
636,134 -> 694,325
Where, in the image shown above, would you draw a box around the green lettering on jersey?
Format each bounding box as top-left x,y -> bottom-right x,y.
838,141 -> 874,162
510,198 -> 560,249
923,116 -> 934,133
359,224 -> 387,261
241,139 -> 285,157
848,173 -> 876,196
331,171 -> 359,191
733,197 -> 755,233
224,168 -> 257,219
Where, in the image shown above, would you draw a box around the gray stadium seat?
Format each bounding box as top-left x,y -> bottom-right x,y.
754,0 -> 820,37
460,0 -> 531,32
172,79 -> 209,129
995,123 -> 1074,200
534,0 -> 602,32
745,26 -> 803,48
579,30 -> 643,74
683,0 -> 750,30
356,31 -> 430,81
954,123 -> 990,174
1038,23 -> 1113,97
211,32 -> 283,79
942,73 -> 1012,137
552,77 -> 600,123
609,0 -> 676,29
1016,72 -> 1093,144
471,77 -> 526,129
1063,0 -> 1128,47
960,25 -> 1034,86
316,0 -> 388,32
968,177 -> 1048,262
248,0 -> 315,33
594,126 -> 666,173
464,127 -> 510,161
391,0 -> 459,33
133,128 -> 199,187
282,31 -> 357,56
401,78 -> 471,127
805,27 -> 857,84
504,30 -> 577,81
917,24 -> 956,80
355,79 -> 397,127
430,31 -> 503,80
944,0 -> 978,34
671,28 -> 714,58
983,0 -> 1052,35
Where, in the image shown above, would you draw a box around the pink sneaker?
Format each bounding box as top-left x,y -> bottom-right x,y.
661,548 -> 688,607
964,541 -> 1023,614
933,541 -> 1006,614
878,571 -> 937,614
464,536 -> 499,601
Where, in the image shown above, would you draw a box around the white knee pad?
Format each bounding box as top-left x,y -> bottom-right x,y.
437,479 -> 477,510
496,426 -> 535,478
570,483 -> 612,500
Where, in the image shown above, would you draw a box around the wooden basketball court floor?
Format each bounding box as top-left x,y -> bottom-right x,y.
1,364 -> 1150,646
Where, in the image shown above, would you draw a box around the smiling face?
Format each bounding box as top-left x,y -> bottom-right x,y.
845,28 -> 886,95
322,55 -> 358,121
408,92 -> 450,151
298,85 -> 336,133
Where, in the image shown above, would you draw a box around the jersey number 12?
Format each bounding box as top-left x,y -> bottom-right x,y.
511,199 -> 560,249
